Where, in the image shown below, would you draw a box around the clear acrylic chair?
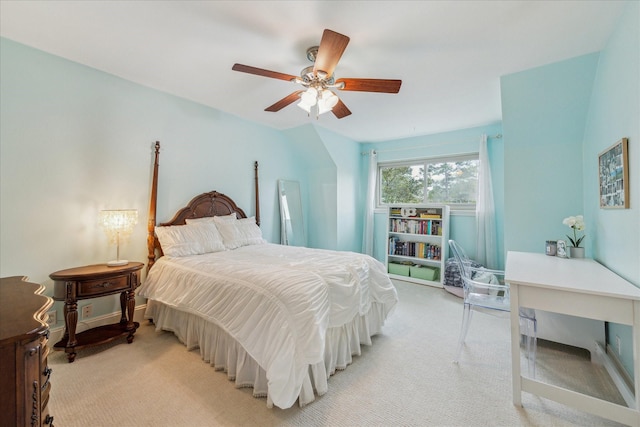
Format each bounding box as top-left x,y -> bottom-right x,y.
449,239 -> 537,377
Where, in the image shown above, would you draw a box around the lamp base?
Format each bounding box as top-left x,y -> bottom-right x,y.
107,259 -> 129,267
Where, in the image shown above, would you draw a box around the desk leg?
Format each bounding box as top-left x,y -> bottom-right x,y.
634,300 -> 640,413
511,283 -> 522,406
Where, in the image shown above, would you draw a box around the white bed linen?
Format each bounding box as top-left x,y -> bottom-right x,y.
138,243 -> 398,409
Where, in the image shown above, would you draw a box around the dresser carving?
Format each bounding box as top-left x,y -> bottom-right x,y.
0,276 -> 54,427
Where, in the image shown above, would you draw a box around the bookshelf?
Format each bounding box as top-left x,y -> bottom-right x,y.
386,204 -> 450,287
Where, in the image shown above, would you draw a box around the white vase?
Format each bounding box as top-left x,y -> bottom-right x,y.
569,247 -> 585,259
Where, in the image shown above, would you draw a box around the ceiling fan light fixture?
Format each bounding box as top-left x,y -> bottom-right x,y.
317,99 -> 332,115
298,87 -> 318,113
297,101 -> 312,114
321,89 -> 338,108
317,91 -> 338,116
300,87 -> 318,106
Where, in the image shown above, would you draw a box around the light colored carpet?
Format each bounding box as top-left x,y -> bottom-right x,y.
48,280 -> 627,426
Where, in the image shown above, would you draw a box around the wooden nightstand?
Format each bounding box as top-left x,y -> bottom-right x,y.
50,262 -> 144,363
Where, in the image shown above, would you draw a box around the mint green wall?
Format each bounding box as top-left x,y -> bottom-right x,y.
501,0 -> 639,378
583,1 -> 639,284
0,38 -> 306,324
362,123 -> 504,267
316,126 -> 363,253
583,1 -> 639,378
282,125 -> 338,250
500,53 -> 603,357
501,53 -> 599,255
281,125 -> 362,252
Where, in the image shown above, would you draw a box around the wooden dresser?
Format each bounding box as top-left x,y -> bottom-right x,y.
0,276 -> 55,427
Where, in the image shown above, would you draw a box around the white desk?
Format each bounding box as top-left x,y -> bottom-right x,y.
505,251 -> 640,426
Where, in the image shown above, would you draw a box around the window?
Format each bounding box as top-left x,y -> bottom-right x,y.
378,154 -> 479,210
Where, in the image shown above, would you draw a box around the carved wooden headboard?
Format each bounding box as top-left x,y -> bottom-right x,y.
146,142 -> 260,270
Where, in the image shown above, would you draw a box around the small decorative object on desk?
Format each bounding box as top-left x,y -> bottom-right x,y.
556,240 -> 568,258
569,247 -> 585,258
563,214 -> 586,258
545,240 -> 557,256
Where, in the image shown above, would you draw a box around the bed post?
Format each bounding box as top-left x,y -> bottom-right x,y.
147,141 -> 160,272
254,161 -> 260,226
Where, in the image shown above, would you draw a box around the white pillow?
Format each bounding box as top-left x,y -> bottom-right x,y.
185,212 -> 236,224
155,222 -> 226,257
472,268 -> 502,296
213,216 -> 266,249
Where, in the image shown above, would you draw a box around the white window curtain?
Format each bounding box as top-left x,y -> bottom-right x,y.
362,149 -> 377,256
476,134 -> 498,269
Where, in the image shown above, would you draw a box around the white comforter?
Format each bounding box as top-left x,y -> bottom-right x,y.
138,243 -> 398,409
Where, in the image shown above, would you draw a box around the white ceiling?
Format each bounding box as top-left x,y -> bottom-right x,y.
0,1 -> 628,142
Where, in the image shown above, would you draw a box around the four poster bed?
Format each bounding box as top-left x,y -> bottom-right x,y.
138,142 -> 398,409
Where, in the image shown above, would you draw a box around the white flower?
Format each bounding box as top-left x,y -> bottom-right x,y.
573,215 -> 585,231
563,214 -> 586,247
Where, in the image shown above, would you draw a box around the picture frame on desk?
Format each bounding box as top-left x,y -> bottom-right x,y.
599,138 -> 629,209
556,240 -> 568,258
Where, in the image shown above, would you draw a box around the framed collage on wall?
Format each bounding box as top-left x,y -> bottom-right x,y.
598,138 -> 629,209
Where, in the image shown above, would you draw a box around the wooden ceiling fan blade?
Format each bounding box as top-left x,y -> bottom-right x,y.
232,63 -> 297,82
313,29 -> 350,77
332,98 -> 352,119
265,91 -> 304,112
336,78 -> 402,93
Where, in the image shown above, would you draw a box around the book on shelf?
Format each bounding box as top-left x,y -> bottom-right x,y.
388,237 -> 397,255
388,240 -> 441,260
420,207 -> 442,219
390,218 -> 443,236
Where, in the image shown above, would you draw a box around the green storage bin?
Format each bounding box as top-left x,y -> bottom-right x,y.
388,262 -> 410,276
410,265 -> 439,281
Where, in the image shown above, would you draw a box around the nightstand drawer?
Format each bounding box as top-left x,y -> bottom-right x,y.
78,275 -> 129,297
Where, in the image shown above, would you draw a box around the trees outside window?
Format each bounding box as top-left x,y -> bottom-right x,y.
380,165 -> 424,204
379,155 -> 478,209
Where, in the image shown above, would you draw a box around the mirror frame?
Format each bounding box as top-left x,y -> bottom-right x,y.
278,179 -> 306,246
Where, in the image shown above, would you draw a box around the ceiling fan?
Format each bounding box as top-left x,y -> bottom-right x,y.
232,29 -> 402,119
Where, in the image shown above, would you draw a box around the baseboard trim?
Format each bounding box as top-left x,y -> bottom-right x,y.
594,342 -> 635,409
49,304 -> 147,346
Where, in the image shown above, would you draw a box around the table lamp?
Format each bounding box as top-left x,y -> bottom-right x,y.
99,209 -> 138,266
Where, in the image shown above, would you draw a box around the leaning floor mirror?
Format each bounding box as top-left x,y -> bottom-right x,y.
278,179 -> 306,246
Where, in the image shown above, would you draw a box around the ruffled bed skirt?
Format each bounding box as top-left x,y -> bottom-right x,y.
144,300 -> 387,408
